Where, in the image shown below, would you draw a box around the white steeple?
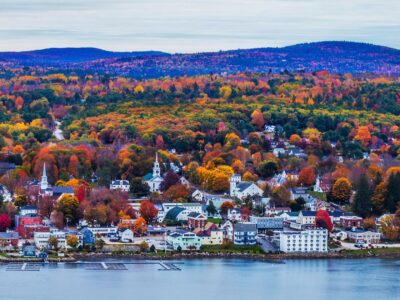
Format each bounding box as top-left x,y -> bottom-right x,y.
153,153 -> 161,177
40,162 -> 48,190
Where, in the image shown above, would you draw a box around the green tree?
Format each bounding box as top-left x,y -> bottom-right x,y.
130,177 -> 150,197
14,195 -> 28,208
206,200 -> 217,216
256,160 -> 279,178
352,174 -> 372,217
57,194 -> 80,225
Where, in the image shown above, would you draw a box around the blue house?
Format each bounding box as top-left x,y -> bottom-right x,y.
22,244 -> 36,257
79,228 -> 96,246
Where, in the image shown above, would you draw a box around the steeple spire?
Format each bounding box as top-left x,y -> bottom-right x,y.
153,152 -> 160,177
40,162 -> 48,190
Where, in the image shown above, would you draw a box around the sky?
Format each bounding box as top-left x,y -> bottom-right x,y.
0,0 -> 399,53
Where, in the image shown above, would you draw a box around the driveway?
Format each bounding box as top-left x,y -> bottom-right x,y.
257,236 -> 278,252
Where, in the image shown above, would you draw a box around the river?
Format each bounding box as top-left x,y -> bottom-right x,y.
0,258 -> 398,300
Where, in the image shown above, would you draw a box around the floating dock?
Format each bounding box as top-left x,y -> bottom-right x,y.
2,261 -> 182,272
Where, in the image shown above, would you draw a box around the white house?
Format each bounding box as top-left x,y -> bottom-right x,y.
273,148 -> 286,157
221,220 -> 234,241
191,189 -> 204,202
143,153 -> 163,193
167,231 -> 202,251
120,228 -> 134,243
269,171 -> 288,187
296,211 -> 317,225
229,174 -> 263,199
110,180 -> 130,192
198,230 -> 224,245
276,228 -> 328,253
227,208 -> 242,222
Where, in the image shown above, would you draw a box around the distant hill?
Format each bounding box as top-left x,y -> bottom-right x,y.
1,42 -> 399,77
0,47 -> 169,64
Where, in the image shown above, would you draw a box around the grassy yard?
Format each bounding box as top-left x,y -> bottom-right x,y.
207,218 -> 223,224
201,244 -> 264,254
340,247 -> 400,257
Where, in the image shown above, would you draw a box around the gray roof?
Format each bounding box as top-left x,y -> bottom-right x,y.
236,182 -> 253,192
234,223 -> 257,232
187,212 -> 205,219
301,211 -> 317,217
21,205 -> 38,210
52,186 -> 74,195
0,232 -> 19,239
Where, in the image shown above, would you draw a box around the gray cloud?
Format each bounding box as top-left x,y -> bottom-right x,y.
0,0 -> 398,52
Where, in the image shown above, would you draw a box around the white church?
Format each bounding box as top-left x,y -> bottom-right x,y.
230,174 -> 263,200
143,153 -> 164,193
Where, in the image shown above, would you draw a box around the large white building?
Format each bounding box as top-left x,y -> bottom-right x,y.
144,153 -> 163,193
34,231 -> 67,250
230,174 -> 263,199
276,229 -> 328,253
160,202 -> 203,222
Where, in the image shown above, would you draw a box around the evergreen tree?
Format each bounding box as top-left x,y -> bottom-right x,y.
385,173 -> 400,213
353,174 -> 372,217
206,201 -> 217,216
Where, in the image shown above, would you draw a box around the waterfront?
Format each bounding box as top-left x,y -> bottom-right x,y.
0,258 -> 399,300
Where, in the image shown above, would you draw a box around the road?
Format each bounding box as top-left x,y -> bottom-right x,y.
53,120 -> 65,140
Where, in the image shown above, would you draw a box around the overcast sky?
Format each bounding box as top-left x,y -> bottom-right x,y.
0,0 -> 399,53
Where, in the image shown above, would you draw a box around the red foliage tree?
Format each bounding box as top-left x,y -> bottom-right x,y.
0,214 -> 11,231
139,200 -> 158,223
315,209 -> 333,232
241,207 -> 251,221
160,170 -> 180,191
298,167 -> 316,186
220,201 -> 234,215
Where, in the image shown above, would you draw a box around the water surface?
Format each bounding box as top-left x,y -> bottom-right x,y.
0,258 -> 398,300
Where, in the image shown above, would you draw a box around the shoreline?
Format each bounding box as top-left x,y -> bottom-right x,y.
1,248 -> 400,263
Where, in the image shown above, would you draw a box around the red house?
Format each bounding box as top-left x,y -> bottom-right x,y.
16,216 -> 42,237
339,216 -> 363,229
187,212 -> 207,229
22,224 -> 50,239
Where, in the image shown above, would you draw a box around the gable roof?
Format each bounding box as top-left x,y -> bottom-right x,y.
52,186 -> 74,195
187,212 -> 206,219
143,173 -> 153,181
236,182 -> 254,192
300,211 -> 317,217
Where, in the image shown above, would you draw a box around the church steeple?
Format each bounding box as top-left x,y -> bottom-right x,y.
153,153 -> 160,177
40,163 -> 48,190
